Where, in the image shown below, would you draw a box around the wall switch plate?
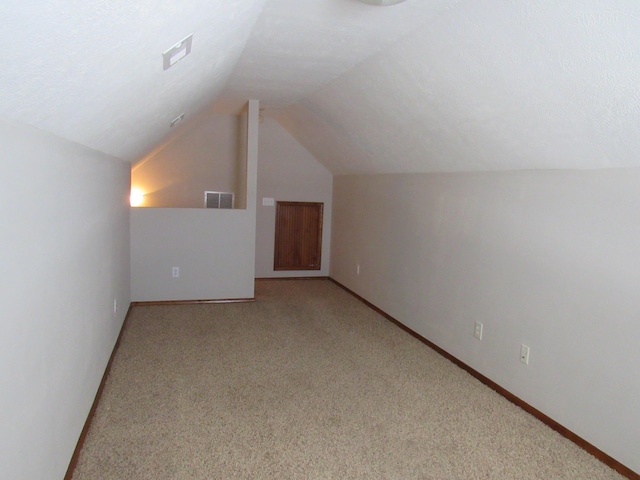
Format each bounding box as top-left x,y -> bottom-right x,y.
474,321 -> 483,340
172,267 -> 179,278
113,299 -> 117,314
520,344 -> 530,365
356,264 -> 360,275
262,197 -> 275,206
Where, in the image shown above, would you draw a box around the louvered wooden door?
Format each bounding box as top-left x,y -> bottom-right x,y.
274,202 -> 323,271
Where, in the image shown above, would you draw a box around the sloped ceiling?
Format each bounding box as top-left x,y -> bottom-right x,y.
270,0 -> 640,173
2,0 -> 640,174
0,0 -> 267,161
218,0 -> 460,110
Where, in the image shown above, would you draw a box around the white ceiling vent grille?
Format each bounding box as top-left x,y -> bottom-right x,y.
205,191 -> 234,209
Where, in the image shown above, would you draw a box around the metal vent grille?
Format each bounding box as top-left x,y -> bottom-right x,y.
204,191 -> 234,209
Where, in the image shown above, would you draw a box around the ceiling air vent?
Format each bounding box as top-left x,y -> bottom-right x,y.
205,191 -> 234,209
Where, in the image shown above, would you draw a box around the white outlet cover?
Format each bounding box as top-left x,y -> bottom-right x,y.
474,321 -> 483,340
520,344 -> 530,365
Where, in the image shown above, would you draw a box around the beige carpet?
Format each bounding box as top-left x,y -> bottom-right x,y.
72,279 -> 625,479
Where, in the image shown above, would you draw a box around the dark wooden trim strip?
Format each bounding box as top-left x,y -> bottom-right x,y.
328,277 -> 639,480
255,276 -> 329,281
131,298 -> 255,306
64,304 -> 134,480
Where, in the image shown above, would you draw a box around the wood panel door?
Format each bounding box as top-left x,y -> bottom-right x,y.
274,201 -> 323,271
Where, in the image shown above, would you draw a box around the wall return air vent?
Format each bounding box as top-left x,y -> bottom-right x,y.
205,191 -> 234,209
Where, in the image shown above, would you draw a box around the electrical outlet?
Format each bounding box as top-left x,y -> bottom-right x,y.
356,264 -> 360,275
172,267 -> 180,278
520,344 -> 530,365
474,321 -> 483,340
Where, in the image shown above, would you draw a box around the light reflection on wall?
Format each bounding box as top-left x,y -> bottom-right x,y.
130,188 -> 144,207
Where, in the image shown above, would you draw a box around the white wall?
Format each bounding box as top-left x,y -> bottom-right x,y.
131,208 -> 256,301
236,107 -> 249,210
255,117 -> 333,278
131,101 -> 259,301
0,118 -> 131,480
330,170 -> 640,473
131,114 -> 240,208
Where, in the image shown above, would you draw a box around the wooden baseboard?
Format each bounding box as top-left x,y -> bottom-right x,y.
64,305 -> 134,480
131,298 -> 255,306
328,277 -> 639,480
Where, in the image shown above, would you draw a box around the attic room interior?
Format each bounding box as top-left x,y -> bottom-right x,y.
1,0 -> 639,478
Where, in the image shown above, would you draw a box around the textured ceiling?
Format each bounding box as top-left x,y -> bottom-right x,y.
218,0 -> 460,111
2,0 -> 640,173
0,0 -> 267,161
272,0 -> 640,174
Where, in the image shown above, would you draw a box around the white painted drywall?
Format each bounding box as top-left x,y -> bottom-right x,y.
0,118 -> 131,480
130,101 -> 259,301
236,107 -> 249,210
221,0 -> 458,109
277,0 -> 640,175
130,208 -> 255,301
131,114 -> 239,208
330,170 -> 640,473
255,117 -> 332,278
0,0 -> 267,162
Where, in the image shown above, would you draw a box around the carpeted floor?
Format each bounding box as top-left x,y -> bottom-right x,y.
72,279 -> 625,479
